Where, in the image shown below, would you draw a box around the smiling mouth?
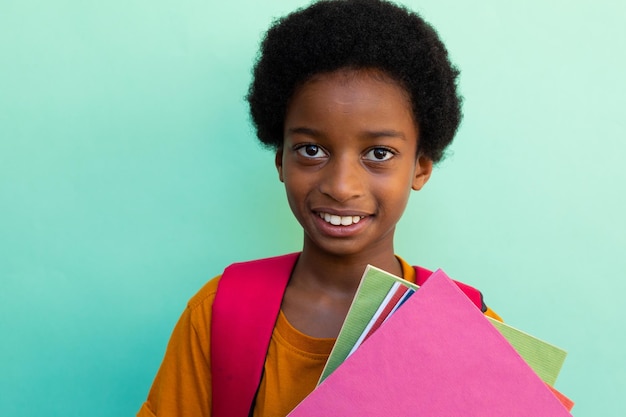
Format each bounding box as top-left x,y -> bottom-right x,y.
318,212 -> 365,226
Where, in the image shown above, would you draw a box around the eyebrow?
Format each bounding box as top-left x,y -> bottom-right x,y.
286,127 -> 407,140
286,127 -> 321,137
363,129 -> 407,140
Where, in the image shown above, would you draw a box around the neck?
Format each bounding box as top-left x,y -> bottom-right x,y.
292,241 -> 403,296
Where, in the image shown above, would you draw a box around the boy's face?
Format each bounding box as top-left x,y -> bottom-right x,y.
276,68 -> 432,259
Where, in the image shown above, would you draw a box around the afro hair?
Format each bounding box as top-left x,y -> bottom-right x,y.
247,0 -> 462,163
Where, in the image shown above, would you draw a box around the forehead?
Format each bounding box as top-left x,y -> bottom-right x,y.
285,68 -> 418,139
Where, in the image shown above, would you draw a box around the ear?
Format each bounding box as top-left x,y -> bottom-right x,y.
411,155 -> 433,191
275,148 -> 284,183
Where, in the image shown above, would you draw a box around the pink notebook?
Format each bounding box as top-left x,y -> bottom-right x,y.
288,269 -> 572,417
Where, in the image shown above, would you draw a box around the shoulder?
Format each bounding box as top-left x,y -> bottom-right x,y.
181,275 -> 221,337
186,252 -> 299,315
187,274 -> 222,311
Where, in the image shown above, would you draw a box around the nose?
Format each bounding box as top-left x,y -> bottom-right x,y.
318,156 -> 364,203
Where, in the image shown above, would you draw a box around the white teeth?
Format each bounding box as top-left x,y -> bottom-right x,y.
318,212 -> 364,226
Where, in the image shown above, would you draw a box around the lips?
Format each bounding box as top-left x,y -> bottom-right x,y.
317,211 -> 365,226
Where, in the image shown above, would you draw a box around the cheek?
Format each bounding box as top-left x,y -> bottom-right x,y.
373,170 -> 413,192
374,178 -> 412,212
283,175 -> 308,210
282,170 -> 303,193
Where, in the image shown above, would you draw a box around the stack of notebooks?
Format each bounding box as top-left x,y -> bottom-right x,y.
288,266 -> 574,416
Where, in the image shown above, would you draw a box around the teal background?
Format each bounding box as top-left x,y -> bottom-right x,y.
1,0 -> 624,415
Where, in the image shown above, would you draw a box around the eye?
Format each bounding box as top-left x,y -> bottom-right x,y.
364,147 -> 394,161
295,144 -> 327,158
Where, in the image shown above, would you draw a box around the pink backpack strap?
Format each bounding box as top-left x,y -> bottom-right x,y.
414,265 -> 486,312
211,252 -> 300,417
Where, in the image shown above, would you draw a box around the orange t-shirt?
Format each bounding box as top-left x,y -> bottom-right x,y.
137,258 -> 500,417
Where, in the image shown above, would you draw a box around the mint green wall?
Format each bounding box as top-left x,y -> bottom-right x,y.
1,1 -> 623,415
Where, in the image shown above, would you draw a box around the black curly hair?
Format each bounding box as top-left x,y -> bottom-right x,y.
247,0 -> 462,163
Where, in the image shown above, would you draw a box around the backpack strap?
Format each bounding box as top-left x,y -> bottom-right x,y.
211,252 -> 300,417
414,265 -> 487,312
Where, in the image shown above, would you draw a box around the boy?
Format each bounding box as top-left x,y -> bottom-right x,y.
138,1 -> 499,416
